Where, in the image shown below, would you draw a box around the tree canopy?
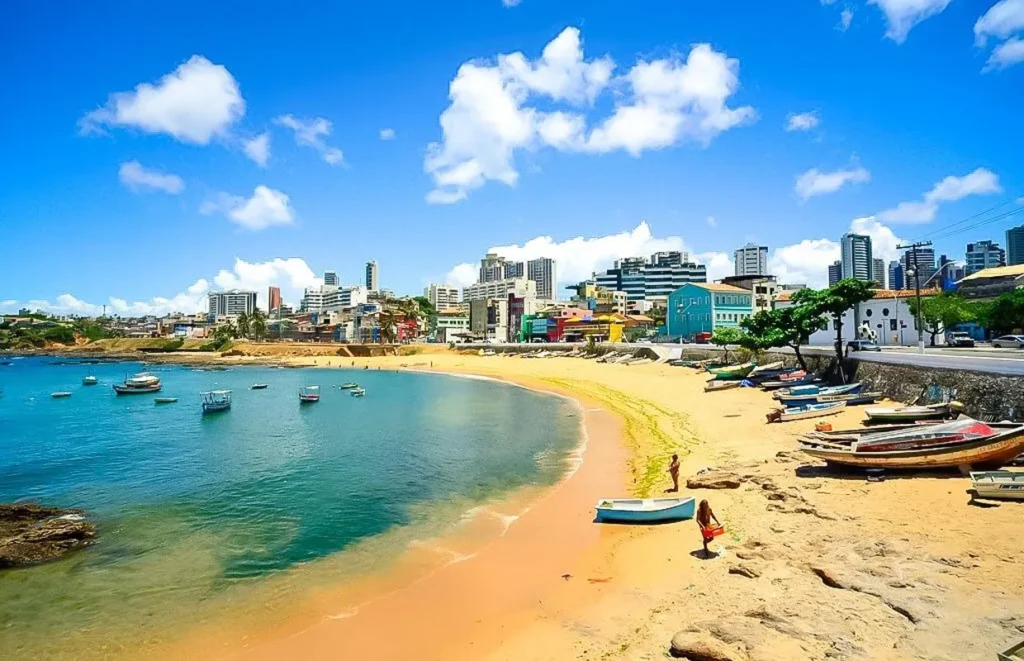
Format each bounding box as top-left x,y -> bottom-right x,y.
740,305 -> 827,371
906,293 -> 978,346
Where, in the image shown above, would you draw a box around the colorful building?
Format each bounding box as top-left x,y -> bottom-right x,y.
562,314 -> 625,343
665,283 -> 754,339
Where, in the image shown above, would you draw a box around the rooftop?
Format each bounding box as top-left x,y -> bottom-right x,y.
682,282 -> 750,293
958,264 -> 1024,282
775,288 -> 941,303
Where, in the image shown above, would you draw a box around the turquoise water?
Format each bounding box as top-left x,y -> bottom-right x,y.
0,357 -> 580,658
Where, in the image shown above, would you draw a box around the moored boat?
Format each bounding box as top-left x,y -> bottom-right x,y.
769,401 -> 846,423
299,385 -> 321,403
154,397 -> 178,404
113,372 -> 162,395
595,497 -> 695,523
201,390 -> 232,414
82,376 -> 98,386
350,387 -> 366,397
51,391 -> 72,398
250,383 -> 269,390
338,383 -> 359,390
970,471 -> 1024,500
864,402 -> 959,423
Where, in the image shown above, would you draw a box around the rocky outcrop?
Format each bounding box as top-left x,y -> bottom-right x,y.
669,632 -> 747,660
686,472 -> 743,489
0,503 -> 96,568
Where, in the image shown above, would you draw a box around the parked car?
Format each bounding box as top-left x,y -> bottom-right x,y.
846,340 -> 881,352
991,335 -> 1024,349
946,332 -> 976,348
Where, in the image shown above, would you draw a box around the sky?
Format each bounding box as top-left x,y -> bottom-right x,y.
1,0 -> 1023,316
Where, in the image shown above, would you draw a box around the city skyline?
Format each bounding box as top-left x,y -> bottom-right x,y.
2,1 -> 1022,315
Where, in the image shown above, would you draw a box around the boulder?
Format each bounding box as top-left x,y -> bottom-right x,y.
729,564 -> 761,579
0,503 -> 96,569
669,631 -> 747,660
686,472 -> 743,490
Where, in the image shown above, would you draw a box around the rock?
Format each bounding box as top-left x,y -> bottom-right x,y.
729,564 -> 761,579
811,566 -> 846,589
765,492 -> 787,501
669,632 -> 747,660
687,472 -> 743,490
0,503 -> 96,569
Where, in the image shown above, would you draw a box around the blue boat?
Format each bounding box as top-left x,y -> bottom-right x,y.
777,382 -> 864,405
201,389 -> 232,414
595,497 -> 695,523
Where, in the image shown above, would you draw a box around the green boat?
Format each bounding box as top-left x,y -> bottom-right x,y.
708,362 -> 756,380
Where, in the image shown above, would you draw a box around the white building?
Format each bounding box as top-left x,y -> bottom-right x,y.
425,283 -> 461,311
840,233 -> 873,282
435,311 -> 469,342
594,252 -> 706,306
462,277 -> 536,302
776,289 -> 939,347
365,261 -> 379,291
207,290 -> 257,319
302,285 -> 368,313
734,243 -> 768,277
479,253 -> 506,283
527,257 -> 557,300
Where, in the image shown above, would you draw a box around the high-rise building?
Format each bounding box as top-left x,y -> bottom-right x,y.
594,252 -> 706,304
840,233 -> 873,282
872,258 -> 886,289
503,261 -> 525,279
939,255 -> 966,289
425,283 -> 461,311
1006,225 -> 1024,266
479,253 -> 506,283
733,243 -> 768,277
323,270 -> 338,287
965,240 -> 1005,275
268,286 -> 282,313
901,247 -> 936,289
527,257 -> 557,300
365,261 -> 379,291
208,290 -> 257,319
828,261 -> 843,286
888,261 -> 905,291
462,277 -> 536,302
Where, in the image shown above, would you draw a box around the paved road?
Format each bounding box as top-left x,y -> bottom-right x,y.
851,349 -> 1024,376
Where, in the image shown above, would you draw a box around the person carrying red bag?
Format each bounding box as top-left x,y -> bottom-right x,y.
696,499 -> 724,557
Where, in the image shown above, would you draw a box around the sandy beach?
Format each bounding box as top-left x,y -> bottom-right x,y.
147,349 -> 1024,660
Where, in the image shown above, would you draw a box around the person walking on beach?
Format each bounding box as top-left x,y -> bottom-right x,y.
696,499 -> 722,558
667,454 -> 680,492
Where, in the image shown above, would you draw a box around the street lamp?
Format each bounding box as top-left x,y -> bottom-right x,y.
905,265 -> 925,354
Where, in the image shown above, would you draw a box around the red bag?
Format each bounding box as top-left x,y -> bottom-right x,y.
702,524 -> 725,542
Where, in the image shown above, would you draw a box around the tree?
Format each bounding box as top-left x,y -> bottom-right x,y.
741,306 -> 827,372
906,293 -> 977,346
710,326 -> 745,361
413,296 -> 438,336
648,306 -> 667,328
249,309 -> 268,342
235,312 -> 251,340
794,279 -> 876,382
977,289 -> 1024,336
379,311 -> 397,344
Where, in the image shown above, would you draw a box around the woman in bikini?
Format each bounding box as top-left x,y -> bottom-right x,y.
667,454 -> 680,492
696,499 -> 722,557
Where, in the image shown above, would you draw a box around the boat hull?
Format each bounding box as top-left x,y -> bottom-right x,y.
704,381 -> 740,393
864,405 -> 950,423
778,402 -> 846,422
113,384 -> 162,394
202,403 -> 231,414
595,497 -> 695,523
971,471 -> 1024,500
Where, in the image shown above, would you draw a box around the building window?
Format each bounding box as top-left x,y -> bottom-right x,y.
866,309 -> 873,317
882,308 -> 890,316
889,319 -> 897,331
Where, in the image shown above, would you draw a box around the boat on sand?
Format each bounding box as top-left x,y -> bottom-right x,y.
704,380 -> 740,393
970,471 -> 1024,500
595,497 -> 695,523
768,401 -> 845,423
864,402 -> 960,423
709,362 -> 756,380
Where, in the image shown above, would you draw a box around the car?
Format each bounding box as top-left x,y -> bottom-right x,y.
846,340 -> 881,352
946,332 -> 975,348
991,335 -> 1024,349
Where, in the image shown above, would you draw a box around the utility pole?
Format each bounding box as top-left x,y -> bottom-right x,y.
897,240 -> 932,354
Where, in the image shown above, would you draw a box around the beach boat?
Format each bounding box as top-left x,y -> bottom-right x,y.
82,376 -> 98,386
864,402 -> 958,423
201,390 -> 232,414
770,401 -> 846,423
998,639 -> 1024,661
709,362 -> 756,380
595,497 -> 695,523
848,419 -> 997,453
760,376 -> 820,391
704,380 -> 740,393
799,422 -> 1024,471
250,383 -> 269,390
971,471 -> 1024,501
51,391 -> 72,398
113,372 -> 162,395
350,387 -> 366,397
154,397 -> 178,404
299,385 -> 321,403
748,361 -> 784,376
338,383 -> 359,390
776,383 -> 865,405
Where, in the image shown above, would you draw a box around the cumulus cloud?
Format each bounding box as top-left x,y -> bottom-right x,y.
425,27 -> 754,203
840,8 -> 854,30
502,0 -> 521,6
974,0 -> 1024,46
118,160 -> 184,194
242,133 -> 270,167
983,37 -> 1024,71
785,111 -> 820,132
868,0 -> 952,43
80,55 -> 244,144
274,114 -> 344,164
379,128 -> 396,140
794,166 -> 870,200
200,185 -> 295,230
878,168 -> 1002,223
706,216 -> 718,227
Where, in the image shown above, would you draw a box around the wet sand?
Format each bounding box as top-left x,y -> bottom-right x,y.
155,351 -> 1024,660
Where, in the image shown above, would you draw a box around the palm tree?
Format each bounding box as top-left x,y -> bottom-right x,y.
379,311 -> 397,344
235,312 -> 251,340
398,299 -> 420,340
249,309 -> 267,342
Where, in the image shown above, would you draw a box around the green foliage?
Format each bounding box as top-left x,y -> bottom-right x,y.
740,305 -> 828,371
379,311 -> 397,344
648,306 -> 667,327
235,312 -> 251,340
710,326 -> 745,360
906,293 -> 979,345
248,309 -> 268,341
977,289 -> 1024,335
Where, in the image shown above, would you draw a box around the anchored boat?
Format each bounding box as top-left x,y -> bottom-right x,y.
299,385 -> 321,403
595,497 -> 695,523
82,376 -> 98,386
113,372 -> 162,395
250,383 -> 268,390
350,387 -> 366,397
201,390 -> 232,414
338,383 -> 359,390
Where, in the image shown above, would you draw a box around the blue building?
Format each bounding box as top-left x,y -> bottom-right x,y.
666,283 -> 754,339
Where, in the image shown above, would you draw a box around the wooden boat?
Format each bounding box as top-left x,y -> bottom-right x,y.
299,385 -> 321,403
51,391 -> 72,398
972,471 -> 1024,500
799,422 -> 1024,470
998,639 -> 1024,661
154,397 -> 178,404
769,401 -> 846,423
851,419 -> 996,453
82,376 -> 98,385
201,390 -> 232,414
761,376 -> 820,391
350,387 -> 366,397
338,383 -> 359,390
704,380 -> 740,393
777,383 -> 863,405
709,362 -> 756,380
779,370 -> 809,381
864,402 -> 958,423
250,383 -> 269,390
113,372 -> 162,395
595,497 -> 695,523
748,361 -> 784,376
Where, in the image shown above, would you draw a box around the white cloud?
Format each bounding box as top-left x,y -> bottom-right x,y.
212,258 -> 320,307
274,115 -> 344,164
840,8 -> 854,30
868,0 -> 951,43
243,133 -> 270,167
118,160 -> 184,194
695,252 -> 735,282
984,36 -> 1024,70
706,216 -> 718,227
785,111 -> 820,132
80,56 -> 244,144
794,166 -> 870,200
379,128 -> 396,140
769,238 -> 841,289
200,185 -> 295,230
425,27 -> 753,204
974,0 -> 1024,46
502,0 -> 521,6
850,216 -> 905,262
878,168 -> 1002,222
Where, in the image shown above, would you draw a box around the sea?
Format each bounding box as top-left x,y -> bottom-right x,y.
0,357 -> 581,658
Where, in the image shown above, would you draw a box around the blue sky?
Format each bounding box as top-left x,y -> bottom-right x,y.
1,0 -> 1022,315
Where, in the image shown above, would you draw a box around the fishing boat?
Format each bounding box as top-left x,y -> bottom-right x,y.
201,390 -> 232,414
971,471 -> 1024,501
113,372 -> 162,395
864,402 -> 960,423
776,383 -> 864,404
595,497 -> 695,523
299,385 -> 321,403
51,391 -> 72,398
250,383 -> 269,390
82,376 -> 98,386
851,419 -> 997,453
154,397 -> 178,404
338,383 -> 359,390
769,401 -> 846,423
350,387 -> 366,397
748,361 -> 784,376
760,376 -> 820,391
709,362 -> 756,380
704,380 -> 740,393
799,422 -> 1024,470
